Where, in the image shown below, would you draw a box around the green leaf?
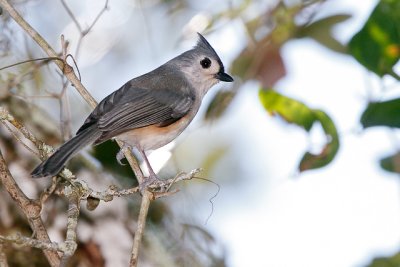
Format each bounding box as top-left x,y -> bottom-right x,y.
380,152 -> 400,173
348,0 -> 400,78
297,14 -> 351,54
298,109 -> 339,172
258,89 -> 315,131
360,98 -> 400,128
259,90 -> 340,172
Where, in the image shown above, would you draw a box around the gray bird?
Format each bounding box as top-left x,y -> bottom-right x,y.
31,33 -> 233,185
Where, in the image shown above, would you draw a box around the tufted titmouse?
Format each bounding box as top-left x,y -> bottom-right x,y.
31,33 -> 233,184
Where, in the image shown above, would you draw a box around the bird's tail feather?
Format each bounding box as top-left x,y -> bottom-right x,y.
31,125 -> 101,178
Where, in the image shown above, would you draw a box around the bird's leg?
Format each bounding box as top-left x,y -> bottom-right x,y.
116,143 -> 163,191
137,148 -> 163,191
116,142 -> 131,165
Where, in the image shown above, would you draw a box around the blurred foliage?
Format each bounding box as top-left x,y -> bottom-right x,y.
361,98 -> 400,128
296,14 -> 350,54
204,90 -> 235,121
349,0 -> 400,78
380,152 -> 400,174
210,0 -> 349,171
299,109 -> 338,172
230,1 -> 349,88
208,0 -> 399,176
92,140 -> 137,183
367,251 -> 400,267
351,0 -> 400,189
259,90 -> 339,171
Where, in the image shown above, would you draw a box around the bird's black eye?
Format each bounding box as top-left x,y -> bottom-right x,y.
200,57 -> 211,69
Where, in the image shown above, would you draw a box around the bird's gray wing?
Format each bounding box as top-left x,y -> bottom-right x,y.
77,82 -> 194,144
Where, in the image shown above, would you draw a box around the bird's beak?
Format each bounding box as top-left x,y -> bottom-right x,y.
216,71 -> 234,82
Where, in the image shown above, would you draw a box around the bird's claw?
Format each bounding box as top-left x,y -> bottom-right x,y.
139,174 -> 164,194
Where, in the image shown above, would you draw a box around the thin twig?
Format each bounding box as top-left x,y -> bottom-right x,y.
87,168 -> 202,202
0,107 -> 43,148
88,185 -> 139,202
86,0 -> 109,33
60,0 -> 109,60
0,120 -> 40,157
0,107 -> 52,161
60,0 -> 82,33
40,177 -> 59,205
0,57 -> 62,71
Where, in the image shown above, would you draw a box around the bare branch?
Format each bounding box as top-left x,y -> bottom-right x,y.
60,0 -> 83,33
60,0 -> 109,59
0,241 -> 9,267
86,0 -> 109,34
1,119 -> 40,157
59,185 -> 82,266
0,233 -> 61,252
129,190 -> 152,267
0,57 -> 62,71
87,168 -> 202,202
0,107 -> 46,152
0,106 -> 53,164
0,150 -> 61,266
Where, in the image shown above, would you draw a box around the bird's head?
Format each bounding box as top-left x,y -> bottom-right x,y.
175,33 -> 234,96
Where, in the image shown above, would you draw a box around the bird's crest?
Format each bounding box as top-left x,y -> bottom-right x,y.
195,32 -> 223,67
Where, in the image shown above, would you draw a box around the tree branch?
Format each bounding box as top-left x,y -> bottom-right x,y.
0,150 -> 61,267
59,185 -> 82,266
0,241 -> 9,267
129,190 -> 152,267
0,233 -> 60,252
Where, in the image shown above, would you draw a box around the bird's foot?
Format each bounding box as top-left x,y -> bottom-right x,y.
116,143 -> 132,165
139,174 -> 165,194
